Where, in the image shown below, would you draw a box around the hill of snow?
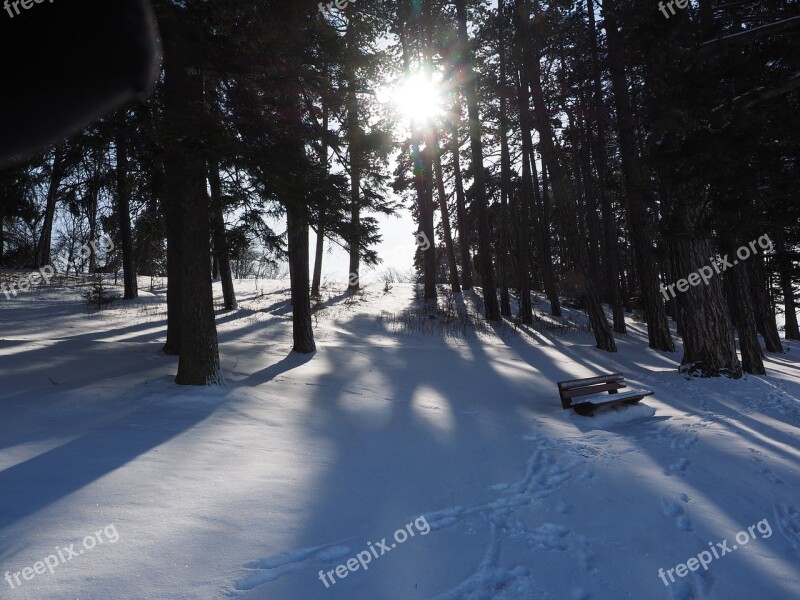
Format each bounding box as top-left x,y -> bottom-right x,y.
1,278 -> 799,599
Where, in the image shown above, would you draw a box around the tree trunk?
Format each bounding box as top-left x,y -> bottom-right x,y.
162,154 -> 181,355
311,86 -> 329,299
603,0 -> 673,351
524,0 -> 615,351
668,233 -> 741,377
161,9 -> 222,385
509,10 -> 536,324
530,146 -> 560,316
421,139 -> 438,303
433,141 -> 461,294
454,0 -> 500,321
587,0 -> 625,333
87,161 -> 99,274
36,145 -> 65,268
722,244 -> 764,374
115,127 -> 138,300
208,159 -> 237,310
346,23 -> 362,293
497,0 -> 512,317
287,201 -> 316,354
311,210 -> 325,298
576,111 -> 603,284
0,204 -> 4,268
419,0 -> 438,303
777,230 -> 800,340
750,254 -> 782,352
515,132 -> 533,325
450,112 -> 473,290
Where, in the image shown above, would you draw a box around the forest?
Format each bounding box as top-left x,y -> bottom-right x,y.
1,0 -> 798,383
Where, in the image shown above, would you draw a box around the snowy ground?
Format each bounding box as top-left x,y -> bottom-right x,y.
1,277 -> 799,600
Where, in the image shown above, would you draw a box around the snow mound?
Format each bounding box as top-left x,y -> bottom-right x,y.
569,402 -> 656,427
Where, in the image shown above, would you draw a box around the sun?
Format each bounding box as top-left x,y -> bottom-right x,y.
391,71 -> 444,127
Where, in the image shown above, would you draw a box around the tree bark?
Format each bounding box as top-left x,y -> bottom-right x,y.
287,201 -> 316,354
777,230 -> 800,340
0,204 -> 4,268
345,21 -> 362,293
524,0 -> 615,350
750,254 -> 782,352
722,245 -> 765,374
161,8 -> 222,384
530,146 -> 560,316
588,0 -> 625,333
450,112 -> 473,290
311,84 -> 329,299
35,145 -> 65,268
433,141 -> 461,294
87,160 -> 100,274
115,126 -> 138,300
454,0 -> 500,321
420,138 -> 438,302
509,9 -> 536,324
162,152 -> 181,355
208,159 -> 237,310
398,20 -> 436,302
311,210 -> 325,298
418,0 -> 438,303
668,232 -> 741,377
497,0 -> 512,317
603,0 -> 673,351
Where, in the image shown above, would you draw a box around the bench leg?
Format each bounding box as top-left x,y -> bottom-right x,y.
573,403 -> 596,416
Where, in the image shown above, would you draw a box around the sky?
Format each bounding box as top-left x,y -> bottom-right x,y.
309,208 -> 419,286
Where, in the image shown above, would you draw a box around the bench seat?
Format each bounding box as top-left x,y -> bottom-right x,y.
571,388 -> 654,406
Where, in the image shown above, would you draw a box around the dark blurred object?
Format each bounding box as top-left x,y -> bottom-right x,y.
0,0 -> 161,167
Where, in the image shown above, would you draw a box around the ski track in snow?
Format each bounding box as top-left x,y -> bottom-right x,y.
235,431 -> 592,595
422,432 -> 599,599
234,542 -> 354,591
750,376 -> 800,424
235,406 -> 723,597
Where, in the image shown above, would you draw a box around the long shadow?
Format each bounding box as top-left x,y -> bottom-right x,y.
238,311 -> 581,599
0,393 -> 222,538
237,351 -> 315,388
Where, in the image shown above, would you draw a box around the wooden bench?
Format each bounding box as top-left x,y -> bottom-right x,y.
558,373 -> 654,416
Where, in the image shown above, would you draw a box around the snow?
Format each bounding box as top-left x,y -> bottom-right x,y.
570,388 -> 654,406
1,278 -> 799,599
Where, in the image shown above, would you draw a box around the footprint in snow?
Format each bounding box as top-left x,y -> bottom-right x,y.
661,497 -> 692,532
773,502 -> 800,558
671,430 -> 700,450
664,458 -> 691,477
667,567 -> 714,600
